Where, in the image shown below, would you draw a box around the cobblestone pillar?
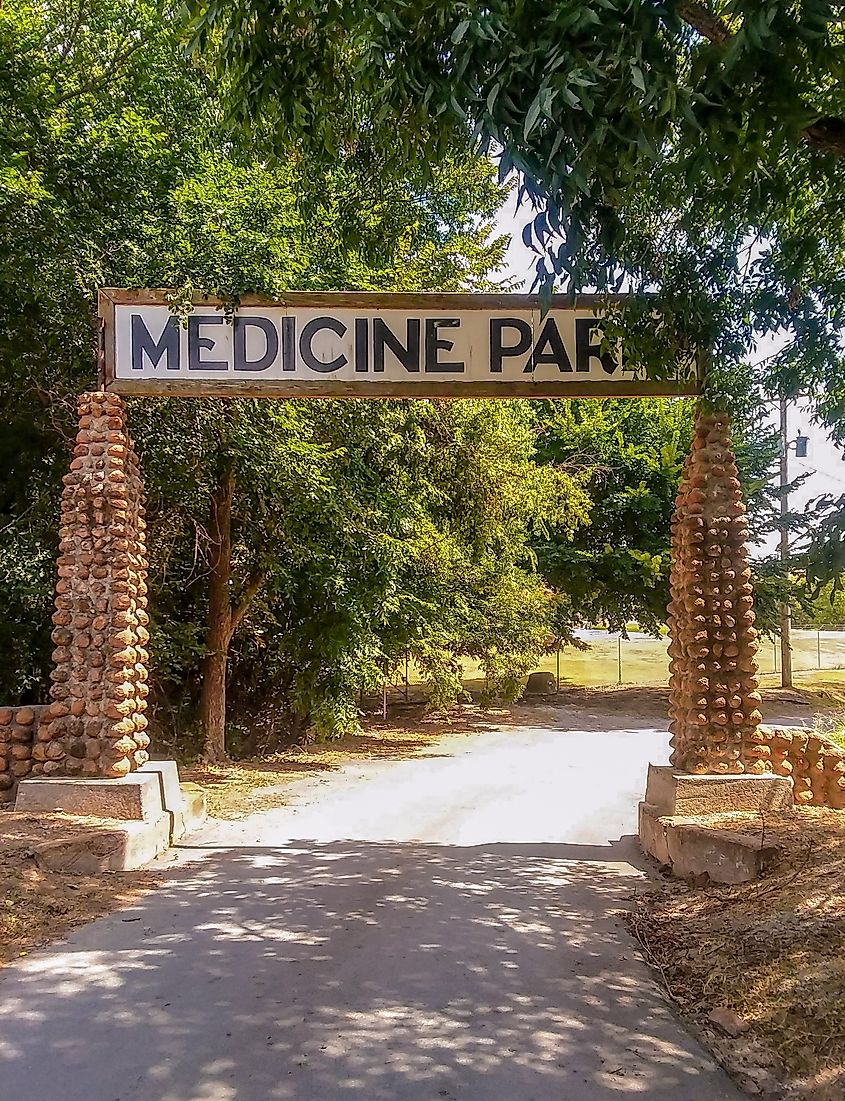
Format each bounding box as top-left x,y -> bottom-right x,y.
37,392 -> 151,777
667,409 -> 766,774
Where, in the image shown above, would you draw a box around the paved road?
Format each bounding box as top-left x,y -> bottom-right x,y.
0,704 -> 749,1101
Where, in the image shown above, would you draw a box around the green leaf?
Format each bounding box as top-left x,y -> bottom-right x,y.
524,90 -> 544,138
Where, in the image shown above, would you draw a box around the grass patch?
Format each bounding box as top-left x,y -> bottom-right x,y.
397,630 -> 845,693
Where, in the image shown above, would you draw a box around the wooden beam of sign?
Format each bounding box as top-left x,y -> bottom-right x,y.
98,289 -> 702,399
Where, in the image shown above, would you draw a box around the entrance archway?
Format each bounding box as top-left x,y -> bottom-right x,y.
23,290 -> 803,822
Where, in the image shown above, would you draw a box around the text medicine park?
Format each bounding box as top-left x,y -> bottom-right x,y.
114,304 -> 635,384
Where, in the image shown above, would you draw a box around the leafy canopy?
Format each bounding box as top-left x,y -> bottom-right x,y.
531,395 -> 785,637
188,0 -> 845,399
0,0 -> 590,741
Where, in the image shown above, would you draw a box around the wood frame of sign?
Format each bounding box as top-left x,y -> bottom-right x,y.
98,288 -> 701,399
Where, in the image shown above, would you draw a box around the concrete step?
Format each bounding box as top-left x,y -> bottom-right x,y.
15,765 -> 207,871
639,801 -> 781,884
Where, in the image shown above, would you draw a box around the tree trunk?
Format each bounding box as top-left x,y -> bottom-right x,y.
201,647 -> 229,763
201,468 -> 234,763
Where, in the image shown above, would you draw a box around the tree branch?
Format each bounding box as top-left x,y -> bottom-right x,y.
676,1 -> 845,158
228,570 -> 266,639
802,116 -> 845,157
676,1 -> 731,46
54,38 -> 147,105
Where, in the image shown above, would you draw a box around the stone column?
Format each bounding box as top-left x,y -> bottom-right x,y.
37,392 -> 151,778
667,409 -> 766,775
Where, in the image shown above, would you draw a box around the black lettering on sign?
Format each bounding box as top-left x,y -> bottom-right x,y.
131,314 -> 180,371
490,318 -> 532,373
188,315 -> 227,371
425,318 -> 464,373
355,318 -> 369,373
281,316 -> 296,371
300,316 -> 348,373
373,318 -> 421,373
575,318 -> 618,375
525,317 -> 572,373
233,316 -> 278,372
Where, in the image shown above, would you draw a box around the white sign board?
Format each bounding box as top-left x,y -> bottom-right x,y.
99,291 -> 699,399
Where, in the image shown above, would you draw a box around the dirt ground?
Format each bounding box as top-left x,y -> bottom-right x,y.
629,809 -> 845,1100
180,686 -> 681,819
181,683 -> 823,819
181,704 -> 507,818
0,813 -> 158,965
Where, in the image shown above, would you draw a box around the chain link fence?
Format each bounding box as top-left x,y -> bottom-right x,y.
364,627 -> 845,709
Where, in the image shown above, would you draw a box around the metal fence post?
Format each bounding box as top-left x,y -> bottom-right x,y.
556,645 -> 560,691
405,651 -> 410,702
617,635 -> 623,686
818,630 -> 822,670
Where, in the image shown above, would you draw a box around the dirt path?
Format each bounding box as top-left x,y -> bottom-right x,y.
0,701 -> 754,1101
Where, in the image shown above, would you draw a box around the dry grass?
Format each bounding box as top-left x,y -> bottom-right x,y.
630,809 -> 845,1097
181,759 -> 333,819
0,812 -> 157,965
789,676 -> 845,708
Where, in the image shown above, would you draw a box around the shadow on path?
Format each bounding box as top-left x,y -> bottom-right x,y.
0,838 -> 742,1101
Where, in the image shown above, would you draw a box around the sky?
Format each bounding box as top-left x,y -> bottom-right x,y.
491,187 -> 845,559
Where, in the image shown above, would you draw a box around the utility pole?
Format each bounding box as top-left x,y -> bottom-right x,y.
779,397 -> 793,689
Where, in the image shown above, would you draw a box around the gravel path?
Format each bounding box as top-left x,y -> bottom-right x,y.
0,705 -> 753,1101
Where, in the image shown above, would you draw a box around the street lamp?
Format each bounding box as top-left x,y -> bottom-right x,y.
778,402 -> 809,689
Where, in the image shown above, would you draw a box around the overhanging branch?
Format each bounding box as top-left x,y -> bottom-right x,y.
54,38 -> 147,105
676,1 -> 731,45
676,1 -> 845,158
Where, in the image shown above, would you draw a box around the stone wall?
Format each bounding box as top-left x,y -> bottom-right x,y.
37,392 -> 151,777
0,705 -> 49,802
758,725 -> 845,809
667,410 -> 764,775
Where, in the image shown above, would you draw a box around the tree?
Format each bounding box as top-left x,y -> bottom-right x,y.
793,581 -> 845,629
127,150 -> 582,758
532,395 -> 785,637
128,150 -> 516,758
133,396 -> 333,761
187,1 -> 845,401
187,0 -> 845,620
533,398 -> 692,635
213,398 -> 587,745
0,0 -> 216,700
0,0 -> 591,760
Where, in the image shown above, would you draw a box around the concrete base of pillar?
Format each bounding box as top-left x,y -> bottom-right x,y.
16,771 -> 168,821
644,764 -> 793,816
639,764 -> 792,884
14,760 -> 206,871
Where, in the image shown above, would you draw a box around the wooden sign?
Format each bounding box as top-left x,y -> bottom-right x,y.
98,289 -> 700,399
